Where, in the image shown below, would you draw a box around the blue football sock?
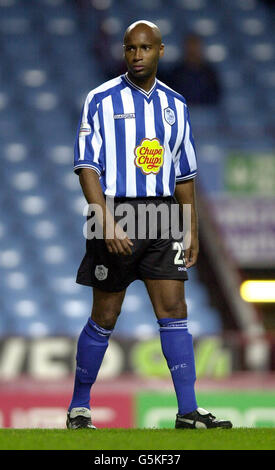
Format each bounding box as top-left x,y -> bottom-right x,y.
68,317 -> 113,411
158,318 -> 198,416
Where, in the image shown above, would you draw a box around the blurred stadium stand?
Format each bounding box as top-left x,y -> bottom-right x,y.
0,0 -> 274,345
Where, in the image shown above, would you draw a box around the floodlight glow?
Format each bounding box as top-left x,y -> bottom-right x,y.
240,281 -> 275,302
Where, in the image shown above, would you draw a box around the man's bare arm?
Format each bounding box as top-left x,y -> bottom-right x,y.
79,168 -> 133,255
174,178 -> 199,268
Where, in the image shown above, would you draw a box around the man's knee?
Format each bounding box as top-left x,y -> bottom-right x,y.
91,303 -> 122,330
157,298 -> 188,319
91,288 -> 125,329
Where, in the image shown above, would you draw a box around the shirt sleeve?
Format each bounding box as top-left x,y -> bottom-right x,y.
73,93 -> 104,176
175,105 -> 197,183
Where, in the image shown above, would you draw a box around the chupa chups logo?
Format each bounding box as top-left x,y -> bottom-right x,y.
134,138 -> 164,175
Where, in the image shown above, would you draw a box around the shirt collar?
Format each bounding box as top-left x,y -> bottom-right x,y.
123,73 -> 157,99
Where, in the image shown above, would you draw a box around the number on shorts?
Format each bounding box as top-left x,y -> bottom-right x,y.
172,242 -> 184,265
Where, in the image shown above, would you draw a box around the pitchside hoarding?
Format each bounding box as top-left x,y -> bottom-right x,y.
137,391 -> 275,429
1,390 -> 275,428
0,334 -> 274,379
0,335 -> 248,380
0,391 -> 133,428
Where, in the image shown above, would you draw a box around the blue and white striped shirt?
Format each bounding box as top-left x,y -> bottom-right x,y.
74,73 -> 197,198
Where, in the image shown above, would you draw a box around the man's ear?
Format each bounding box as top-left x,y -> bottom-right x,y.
159,43 -> 165,58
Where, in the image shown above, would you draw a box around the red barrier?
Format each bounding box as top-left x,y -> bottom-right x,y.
0,390 -> 134,428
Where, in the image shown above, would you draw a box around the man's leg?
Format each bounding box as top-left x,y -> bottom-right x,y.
67,287 -> 126,423
144,278 -> 232,429
144,279 -> 197,416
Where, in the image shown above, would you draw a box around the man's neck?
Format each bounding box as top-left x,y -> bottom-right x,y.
126,72 -> 156,93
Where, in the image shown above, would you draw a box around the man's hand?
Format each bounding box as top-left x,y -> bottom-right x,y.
184,237 -> 199,268
104,220 -> 133,256
174,179 -> 199,269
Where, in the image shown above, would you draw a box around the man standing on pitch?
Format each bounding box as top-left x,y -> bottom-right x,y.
66,21 -> 232,430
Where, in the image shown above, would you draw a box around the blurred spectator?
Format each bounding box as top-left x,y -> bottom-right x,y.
93,23 -> 127,80
159,33 -> 222,106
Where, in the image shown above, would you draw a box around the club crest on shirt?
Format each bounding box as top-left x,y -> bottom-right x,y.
79,122 -> 91,137
134,138 -> 164,175
95,265 -> 108,281
164,107 -> 176,125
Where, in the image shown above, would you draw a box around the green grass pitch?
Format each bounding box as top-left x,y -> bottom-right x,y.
0,428 -> 275,450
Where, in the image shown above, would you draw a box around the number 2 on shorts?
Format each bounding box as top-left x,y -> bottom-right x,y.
172,241 -> 185,265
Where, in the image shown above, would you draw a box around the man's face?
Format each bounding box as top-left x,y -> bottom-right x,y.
123,26 -> 164,80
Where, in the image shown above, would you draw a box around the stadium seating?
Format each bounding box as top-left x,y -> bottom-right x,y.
0,0 -> 274,339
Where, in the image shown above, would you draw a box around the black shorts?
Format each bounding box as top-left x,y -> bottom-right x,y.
76,196 -> 188,292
